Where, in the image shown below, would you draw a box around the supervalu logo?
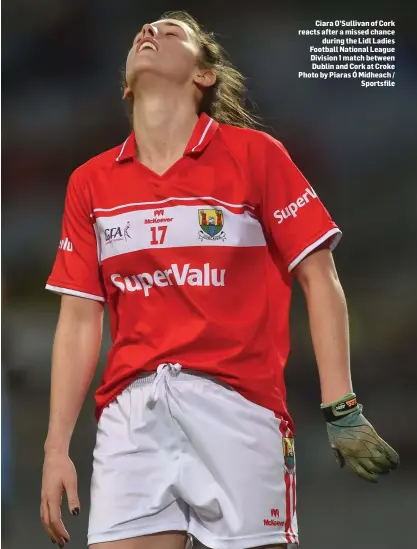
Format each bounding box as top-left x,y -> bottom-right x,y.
111,263 -> 226,297
273,187 -> 317,224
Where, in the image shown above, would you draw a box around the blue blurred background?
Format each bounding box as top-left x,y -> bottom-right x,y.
2,1 -> 417,548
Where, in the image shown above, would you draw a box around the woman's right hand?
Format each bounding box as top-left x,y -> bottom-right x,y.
41,451 -> 80,547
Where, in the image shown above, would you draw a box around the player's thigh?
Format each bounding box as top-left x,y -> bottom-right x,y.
90,531 -> 188,549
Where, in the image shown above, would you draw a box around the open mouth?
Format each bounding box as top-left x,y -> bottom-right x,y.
137,41 -> 158,52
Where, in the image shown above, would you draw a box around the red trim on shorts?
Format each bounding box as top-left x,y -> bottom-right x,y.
279,419 -> 293,544
286,422 -> 297,544
288,465 -> 297,543
292,465 -> 297,542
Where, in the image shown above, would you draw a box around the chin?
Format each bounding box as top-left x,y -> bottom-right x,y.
133,56 -> 158,69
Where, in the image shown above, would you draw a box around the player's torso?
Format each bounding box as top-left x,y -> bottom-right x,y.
89,144 -> 276,359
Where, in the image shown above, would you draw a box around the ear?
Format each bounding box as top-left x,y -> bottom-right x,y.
194,68 -> 216,88
123,86 -> 133,100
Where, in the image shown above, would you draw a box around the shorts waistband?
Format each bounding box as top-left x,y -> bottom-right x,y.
129,368 -> 231,389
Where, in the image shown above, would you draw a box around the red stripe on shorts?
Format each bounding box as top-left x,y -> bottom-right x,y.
279,419 -> 293,544
286,423 -> 297,544
291,463 -> 297,543
288,463 -> 297,543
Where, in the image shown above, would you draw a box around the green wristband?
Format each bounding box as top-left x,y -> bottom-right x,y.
320,393 -> 359,422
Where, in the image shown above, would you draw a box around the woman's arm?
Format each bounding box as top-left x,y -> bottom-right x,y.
45,294 -> 104,453
293,247 -> 399,482
41,295 -> 104,545
293,246 -> 352,403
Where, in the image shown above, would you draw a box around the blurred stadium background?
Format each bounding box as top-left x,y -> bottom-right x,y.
2,0 -> 417,548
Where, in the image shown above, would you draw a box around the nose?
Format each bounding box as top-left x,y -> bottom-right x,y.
141,24 -> 157,39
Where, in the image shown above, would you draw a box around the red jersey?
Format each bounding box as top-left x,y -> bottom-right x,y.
46,113 -> 341,426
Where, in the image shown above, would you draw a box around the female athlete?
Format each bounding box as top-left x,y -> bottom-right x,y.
41,11 -> 399,549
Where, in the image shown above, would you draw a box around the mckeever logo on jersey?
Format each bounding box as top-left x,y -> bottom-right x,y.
111,263 -> 226,297
198,209 -> 226,241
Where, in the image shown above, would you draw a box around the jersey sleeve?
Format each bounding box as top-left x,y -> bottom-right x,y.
259,135 -> 342,272
45,171 -> 106,302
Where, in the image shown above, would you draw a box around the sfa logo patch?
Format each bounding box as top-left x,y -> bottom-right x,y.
105,221 -> 131,245
273,187 -> 317,224
282,436 -> 295,474
198,209 -> 226,241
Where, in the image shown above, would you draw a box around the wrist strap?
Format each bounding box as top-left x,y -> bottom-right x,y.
321,393 -> 359,422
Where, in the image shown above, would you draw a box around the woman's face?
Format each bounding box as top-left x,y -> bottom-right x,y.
125,19 -> 201,92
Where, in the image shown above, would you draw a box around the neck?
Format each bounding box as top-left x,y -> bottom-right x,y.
132,88 -> 199,166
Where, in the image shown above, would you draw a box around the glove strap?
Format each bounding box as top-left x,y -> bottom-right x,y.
321,392 -> 359,422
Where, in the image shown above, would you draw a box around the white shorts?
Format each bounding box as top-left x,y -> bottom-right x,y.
88,364 -> 298,548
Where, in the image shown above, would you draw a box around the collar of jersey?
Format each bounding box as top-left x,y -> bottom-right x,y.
116,112 -> 219,163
